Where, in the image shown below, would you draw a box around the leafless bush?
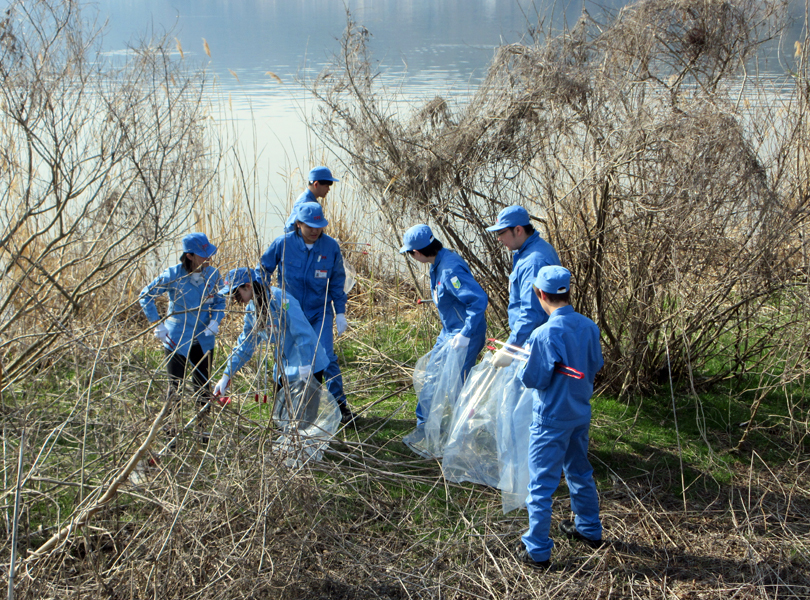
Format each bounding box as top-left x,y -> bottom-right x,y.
9,399 -> 810,599
4,2 -> 810,599
308,0 -> 810,398
0,0 -> 213,391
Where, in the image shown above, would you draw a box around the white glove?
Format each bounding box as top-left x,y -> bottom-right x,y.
298,364 -> 312,380
202,320 -> 219,337
213,374 -> 230,397
451,333 -> 470,349
492,348 -> 514,368
335,314 -> 348,336
154,322 -> 170,344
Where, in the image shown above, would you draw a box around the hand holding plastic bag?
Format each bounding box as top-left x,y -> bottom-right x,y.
201,320 -> 219,337
492,348 -> 514,368
451,333 -> 470,349
298,364 -> 312,381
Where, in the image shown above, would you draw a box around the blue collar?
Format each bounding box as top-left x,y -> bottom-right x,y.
430,247 -> 448,274
515,231 -> 540,255
548,304 -> 575,320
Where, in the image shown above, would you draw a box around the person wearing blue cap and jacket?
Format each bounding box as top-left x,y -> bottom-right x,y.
139,232 -> 225,406
400,224 -> 489,427
485,205 -> 561,368
283,166 -> 339,233
212,267 -> 329,397
515,265 -> 604,569
261,203 -> 354,423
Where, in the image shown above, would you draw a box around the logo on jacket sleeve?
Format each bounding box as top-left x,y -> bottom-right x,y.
451,276 -> 461,289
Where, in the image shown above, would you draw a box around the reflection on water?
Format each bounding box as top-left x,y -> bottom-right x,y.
94,0 -> 805,256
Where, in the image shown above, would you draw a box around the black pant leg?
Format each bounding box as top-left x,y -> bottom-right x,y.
187,342 -> 212,404
165,349 -> 188,396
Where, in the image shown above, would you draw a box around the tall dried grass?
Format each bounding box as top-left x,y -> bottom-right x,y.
4,2 -> 810,599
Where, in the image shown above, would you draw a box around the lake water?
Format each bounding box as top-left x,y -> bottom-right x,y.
95,0 -> 807,248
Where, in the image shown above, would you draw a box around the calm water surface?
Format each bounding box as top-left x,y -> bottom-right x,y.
95,0 -> 806,247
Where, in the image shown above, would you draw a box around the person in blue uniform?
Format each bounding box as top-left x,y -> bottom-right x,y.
283,166 -> 339,233
516,266 -> 604,569
260,203 -> 354,423
212,268 -> 329,397
399,224 -> 488,427
485,205 -> 561,368
139,232 -> 225,406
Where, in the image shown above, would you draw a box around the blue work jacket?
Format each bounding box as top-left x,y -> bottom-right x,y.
507,231 -> 561,347
260,230 -> 347,320
284,189 -> 318,233
224,285 -> 329,380
139,264 -> 224,357
430,248 -> 488,340
518,305 -> 604,429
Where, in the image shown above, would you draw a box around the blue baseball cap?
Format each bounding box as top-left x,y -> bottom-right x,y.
182,232 -> 217,258
485,205 -> 531,232
308,166 -> 339,183
399,224 -> 435,254
533,266 -> 571,294
296,202 -> 329,228
219,267 -> 256,295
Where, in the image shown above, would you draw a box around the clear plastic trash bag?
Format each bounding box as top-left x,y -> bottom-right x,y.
344,261 -> 357,294
497,373 -> 533,513
441,352 -> 509,487
412,350 -> 431,396
271,377 -> 341,466
403,339 -> 466,458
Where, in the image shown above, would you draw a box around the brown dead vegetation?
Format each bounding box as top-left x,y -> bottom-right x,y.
308,0 -> 810,401
9,399 -> 810,599
4,1 -> 810,599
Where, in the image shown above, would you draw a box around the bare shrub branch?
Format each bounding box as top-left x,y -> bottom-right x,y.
307,0 -> 807,397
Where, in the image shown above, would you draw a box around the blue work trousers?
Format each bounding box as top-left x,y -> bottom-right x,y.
308,311 -> 346,407
522,422 -> 602,562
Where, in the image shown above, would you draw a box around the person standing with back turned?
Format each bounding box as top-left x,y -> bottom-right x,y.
484,205 -> 561,367
515,266 -> 605,569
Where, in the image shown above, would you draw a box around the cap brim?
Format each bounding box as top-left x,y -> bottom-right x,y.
485,224 -> 505,232
201,244 -> 218,258
219,276 -> 250,295
300,219 -> 329,228
399,245 -> 410,254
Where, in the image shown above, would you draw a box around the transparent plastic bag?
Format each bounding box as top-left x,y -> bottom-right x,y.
497,374 -> 533,513
271,377 -> 341,466
441,352 -> 508,487
403,339 -> 465,458
344,261 -> 357,294
412,350 -> 431,396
